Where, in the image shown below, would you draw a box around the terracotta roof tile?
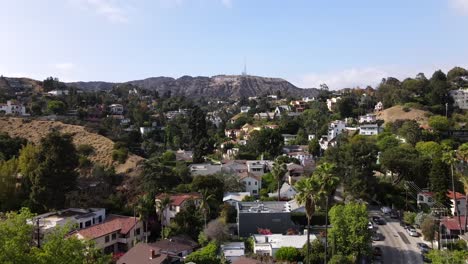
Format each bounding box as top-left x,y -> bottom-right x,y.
155,193 -> 201,206
75,215 -> 138,239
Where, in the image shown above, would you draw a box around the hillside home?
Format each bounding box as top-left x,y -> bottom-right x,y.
48,89 -> 69,96
109,104 -> 124,115
450,88 -> 468,109
32,208 -> 106,240
252,234 -> 314,257
189,163 -> 223,176
326,97 -> 341,111
207,112 -> 223,127
302,96 -> 315,102
254,112 -> 274,120
240,106 -> 251,113
225,129 -> 243,139
441,216 -> 468,235
328,120 -> 346,140
0,100 -> 26,115
282,134 -> 297,145
221,242 -> 246,263
116,243 -> 171,264
417,190 -> 466,216
268,182 -> 297,200
155,193 -> 202,226
150,238 -> 196,257
290,100 -> 307,112
358,113 -> 377,123
236,201 -> 303,237
374,101 -> 383,112
246,160 -> 268,176
73,215 -> 146,254
239,172 -> 262,196
359,124 -> 382,136
223,192 -> 252,206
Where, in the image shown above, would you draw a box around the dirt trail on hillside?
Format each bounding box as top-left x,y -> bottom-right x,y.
0,118 -> 143,174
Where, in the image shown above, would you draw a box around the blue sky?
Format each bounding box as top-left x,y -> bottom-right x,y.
1,0 -> 468,89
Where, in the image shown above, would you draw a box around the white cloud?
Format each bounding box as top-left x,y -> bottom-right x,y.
221,0 -> 233,8
71,0 -> 129,23
450,0 -> 468,14
294,65 -> 456,90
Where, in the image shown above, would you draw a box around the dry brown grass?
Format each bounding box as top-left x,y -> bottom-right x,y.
0,117 -> 143,174
376,105 -> 431,125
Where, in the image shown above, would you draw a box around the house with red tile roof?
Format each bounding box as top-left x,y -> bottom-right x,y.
417,190 -> 466,216
155,193 -> 201,226
441,216 -> 468,235
73,214 -> 146,254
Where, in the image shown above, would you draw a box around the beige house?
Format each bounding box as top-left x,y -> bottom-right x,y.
155,193 -> 202,226
73,215 -> 146,254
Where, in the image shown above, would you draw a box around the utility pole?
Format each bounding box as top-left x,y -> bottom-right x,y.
445,103 -> 448,118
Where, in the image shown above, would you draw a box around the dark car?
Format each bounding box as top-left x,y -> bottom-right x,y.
390,211 -> 399,219
373,247 -> 383,257
417,243 -> 431,253
372,232 -> 384,241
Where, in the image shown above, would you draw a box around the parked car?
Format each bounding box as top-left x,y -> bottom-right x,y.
372,231 -> 384,241
407,227 -> 419,237
373,247 -> 383,257
368,221 -> 374,230
390,211 -> 399,219
417,243 -> 431,253
373,216 -> 385,225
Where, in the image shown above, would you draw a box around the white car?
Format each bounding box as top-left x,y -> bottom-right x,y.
368,221 -> 374,230
407,227 -> 419,237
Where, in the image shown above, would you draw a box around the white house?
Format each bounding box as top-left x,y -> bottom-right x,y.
302,97 -> 315,102
253,234 -> 315,257
450,88 -> 468,110
246,160 -> 267,176
239,173 -> 261,196
375,101 -> 383,112
274,105 -> 291,116
326,97 -> 341,111
48,89 -> 69,96
308,134 -> 316,141
282,134 -> 297,145
240,106 -> 251,113
359,124 -> 382,136
73,215 -> 146,254
32,208 -> 106,240
221,242 -> 245,263
268,182 -> 297,200
155,193 -> 202,226
0,100 -> 26,115
109,104 -> 124,115
328,120 -> 346,140
223,192 -> 251,206
417,190 -> 466,216
359,113 -> 377,124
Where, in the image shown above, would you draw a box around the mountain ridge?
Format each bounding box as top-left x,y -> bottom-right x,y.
66,74 -> 319,99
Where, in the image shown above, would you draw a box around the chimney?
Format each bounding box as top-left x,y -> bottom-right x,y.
265,236 -> 269,243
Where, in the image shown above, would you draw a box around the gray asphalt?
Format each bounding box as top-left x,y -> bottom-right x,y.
369,210 -> 425,264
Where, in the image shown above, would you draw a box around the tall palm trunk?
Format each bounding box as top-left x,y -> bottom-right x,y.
145,220 -> 148,243
306,216 -> 311,264
278,180 -> 281,201
324,196 -> 329,264
465,196 -> 468,234
160,211 -> 164,239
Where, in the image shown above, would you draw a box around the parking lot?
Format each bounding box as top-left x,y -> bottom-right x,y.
369,209 -> 426,264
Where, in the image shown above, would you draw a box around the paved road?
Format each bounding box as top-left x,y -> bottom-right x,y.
369,210 -> 425,264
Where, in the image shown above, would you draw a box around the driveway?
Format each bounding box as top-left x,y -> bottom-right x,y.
369,210 -> 425,264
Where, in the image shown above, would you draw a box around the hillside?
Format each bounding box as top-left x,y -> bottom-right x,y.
0,118 -> 143,174
376,105 -> 431,125
67,75 -> 319,99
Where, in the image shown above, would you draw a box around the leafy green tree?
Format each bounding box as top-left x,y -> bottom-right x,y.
29,132 -> 79,212
403,211 -> 417,225
302,239 -> 325,264
380,145 -> 428,185
328,254 -> 355,264
0,158 -> 20,211
189,106 -> 208,162
170,201 -> 204,239
141,157 -> 183,196
376,133 -> 400,150
155,195 -> 172,239
200,189 -> 216,229
428,115 -> 450,131
203,219 -> 229,242
328,202 -> 371,258
429,158 -> 450,206
415,141 -> 443,159
427,249 -> 468,264
184,242 -> 220,264
427,70 -> 452,114
275,247 -> 301,262
135,194 -> 154,243
240,128 -> 284,160
397,120 -> 422,145
447,66 -> 468,82
47,100 -> 67,115
0,208 -> 36,263
0,133 -> 27,160
308,138 -> 320,157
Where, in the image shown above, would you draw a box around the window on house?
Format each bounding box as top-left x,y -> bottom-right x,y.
112,233 -> 116,240
105,235 -> 109,243
255,182 -> 257,185
248,181 -> 251,186
253,190 -> 257,194
85,220 -> 92,227
428,197 -> 433,203
418,195 -> 424,201
136,228 -> 141,235
79,223 -> 83,229
98,216 -> 102,223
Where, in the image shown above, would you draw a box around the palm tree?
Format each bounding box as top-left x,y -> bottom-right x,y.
442,148 -> 462,232
295,176 -> 320,264
272,158 -> 287,201
200,189 -> 215,229
457,143 -> 468,233
155,195 -> 172,239
314,162 -> 340,264
136,194 -> 154,243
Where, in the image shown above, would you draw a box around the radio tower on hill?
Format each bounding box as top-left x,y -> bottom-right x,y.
242,57 -> 247,76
